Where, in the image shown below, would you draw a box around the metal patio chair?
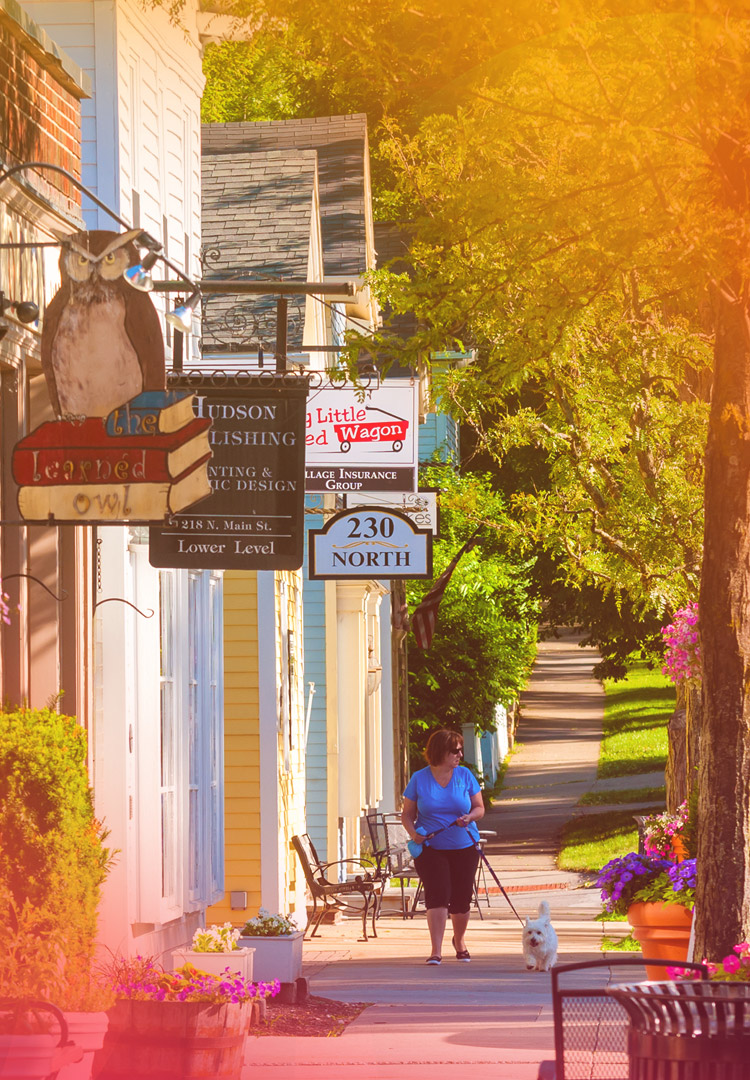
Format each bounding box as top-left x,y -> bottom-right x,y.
365,811 -> 418,919
291,833 -> 385,942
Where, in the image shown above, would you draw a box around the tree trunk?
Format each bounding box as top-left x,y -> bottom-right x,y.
695,286 -> 750,961
685,681 -> 701,801
665,683 -> 687,812
666,682 -> 702,813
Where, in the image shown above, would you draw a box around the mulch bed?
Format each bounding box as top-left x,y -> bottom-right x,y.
252,994 -> 370,1037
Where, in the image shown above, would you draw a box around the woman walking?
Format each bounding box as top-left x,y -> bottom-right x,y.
401,729 -> 484,964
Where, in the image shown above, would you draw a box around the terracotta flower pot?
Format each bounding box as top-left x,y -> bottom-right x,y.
627,901 -> 693,980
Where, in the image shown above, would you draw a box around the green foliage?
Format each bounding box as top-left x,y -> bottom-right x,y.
599,664 -> 672,779
602,933 -> 641,952
0,708 -> 113,1008
359,12 -> 750,653
201,39 -> 306,123
406,466 -> 538,766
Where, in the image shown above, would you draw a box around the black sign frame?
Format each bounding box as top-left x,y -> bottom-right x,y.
308,507 -> 433,580
149,380 -> 309,570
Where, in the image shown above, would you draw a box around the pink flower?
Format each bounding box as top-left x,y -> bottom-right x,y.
722,954 -> 740,974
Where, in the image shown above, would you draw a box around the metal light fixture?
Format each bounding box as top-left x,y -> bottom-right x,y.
123,249 -> 160,292
123,231 -> 163,292
165,291 -> 200,333
0,290 -> 39,325
15,300 -> 40,323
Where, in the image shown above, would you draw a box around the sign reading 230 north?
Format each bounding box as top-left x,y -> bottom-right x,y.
309,508 -> 433,579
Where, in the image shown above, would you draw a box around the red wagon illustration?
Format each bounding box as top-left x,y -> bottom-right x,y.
333,407 -> 409,453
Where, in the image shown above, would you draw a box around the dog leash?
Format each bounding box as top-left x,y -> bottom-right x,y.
474,843 -> 526,926
407,822 -> 454,859
411,824 -> 527,926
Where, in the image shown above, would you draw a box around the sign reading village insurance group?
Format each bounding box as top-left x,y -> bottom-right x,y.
149,382 -> 308,570
309,507 -> 432,580
305,379 -> 418,493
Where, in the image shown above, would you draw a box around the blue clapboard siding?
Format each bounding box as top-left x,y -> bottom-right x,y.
303,504 -> 329,857
419,412 -> 459,464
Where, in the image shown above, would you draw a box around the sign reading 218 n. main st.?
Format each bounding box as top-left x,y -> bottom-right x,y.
149,381 -> 308,570
309,508 -> 433,580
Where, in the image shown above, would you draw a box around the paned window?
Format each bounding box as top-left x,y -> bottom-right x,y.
159,571 -> 177,905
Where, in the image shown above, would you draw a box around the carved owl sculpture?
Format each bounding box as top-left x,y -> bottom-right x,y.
41,229 -> 165,418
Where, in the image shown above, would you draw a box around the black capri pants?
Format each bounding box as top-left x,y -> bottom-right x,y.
414,843 -> 480,913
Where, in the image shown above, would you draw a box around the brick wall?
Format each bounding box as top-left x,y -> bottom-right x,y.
0,16 -> 85,216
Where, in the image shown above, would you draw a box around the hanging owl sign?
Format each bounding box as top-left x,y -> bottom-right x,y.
12,229 -> 212,523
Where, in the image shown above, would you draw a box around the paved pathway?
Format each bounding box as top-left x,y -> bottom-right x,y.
242,634 -> 648,1079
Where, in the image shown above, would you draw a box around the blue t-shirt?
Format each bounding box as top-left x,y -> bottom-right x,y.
403,765 -> 481,849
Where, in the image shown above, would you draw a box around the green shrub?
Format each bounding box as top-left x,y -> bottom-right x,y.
0,708 -> 113,1006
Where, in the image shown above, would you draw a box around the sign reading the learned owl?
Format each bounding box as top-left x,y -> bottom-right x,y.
309,508 -> 433,579
305,379 -> 419,493
149,382 -> 309,571
13,228 -> 213,524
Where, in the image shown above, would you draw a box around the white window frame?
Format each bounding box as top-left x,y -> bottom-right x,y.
186,569 -> 225,909
131,551 -> 224,922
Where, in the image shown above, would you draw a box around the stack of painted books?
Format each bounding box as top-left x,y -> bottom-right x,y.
12,390 -> 211,521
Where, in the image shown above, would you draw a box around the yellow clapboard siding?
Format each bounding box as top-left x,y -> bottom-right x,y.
220,571 -> 262,915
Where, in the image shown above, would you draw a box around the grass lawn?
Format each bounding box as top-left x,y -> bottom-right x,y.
558,664 -> 673,872
557,809 -> 639,872
577,785 -> 666,807
598,664 -> 673,778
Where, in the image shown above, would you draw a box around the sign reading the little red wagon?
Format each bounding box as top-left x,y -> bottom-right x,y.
309,507 -> 432,579
305,379 -> 418,493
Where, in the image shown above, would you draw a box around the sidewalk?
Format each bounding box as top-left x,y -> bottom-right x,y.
242,634 -> 633,1079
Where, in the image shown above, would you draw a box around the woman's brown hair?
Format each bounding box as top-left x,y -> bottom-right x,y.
423,729 -> 463,766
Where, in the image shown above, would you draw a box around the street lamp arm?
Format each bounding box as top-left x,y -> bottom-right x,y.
0,160 -> 197,290
0,160 -> 132,230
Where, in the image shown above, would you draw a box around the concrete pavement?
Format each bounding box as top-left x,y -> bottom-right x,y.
242,633 -> 654,1079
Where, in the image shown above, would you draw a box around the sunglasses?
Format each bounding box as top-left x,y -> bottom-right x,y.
448,747 -> 463,755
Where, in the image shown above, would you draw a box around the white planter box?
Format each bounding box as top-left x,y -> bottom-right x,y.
58,1012 -> 109,1080
171,947 -> 254,983
238,931 -> 304,983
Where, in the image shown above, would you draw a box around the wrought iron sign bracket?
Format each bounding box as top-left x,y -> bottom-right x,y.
92,597 -> 154,619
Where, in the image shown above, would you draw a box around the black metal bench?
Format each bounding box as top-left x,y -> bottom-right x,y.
537,958 -> 708,1080
291,833 -> 385,941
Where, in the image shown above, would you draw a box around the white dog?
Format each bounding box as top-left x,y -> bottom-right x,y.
522,900 -> 558,972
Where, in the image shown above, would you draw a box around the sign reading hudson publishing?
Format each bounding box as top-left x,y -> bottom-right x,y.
149,383 -> 308,570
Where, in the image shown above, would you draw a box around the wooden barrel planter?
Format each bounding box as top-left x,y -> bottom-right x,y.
93,999 -> 250,1080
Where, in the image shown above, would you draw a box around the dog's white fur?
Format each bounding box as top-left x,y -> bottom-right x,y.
522,900 -> 558,972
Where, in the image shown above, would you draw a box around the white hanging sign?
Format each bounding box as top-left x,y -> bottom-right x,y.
305,378 -> 418,492
345,489 -> 440,536
309,508 -> 432,579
